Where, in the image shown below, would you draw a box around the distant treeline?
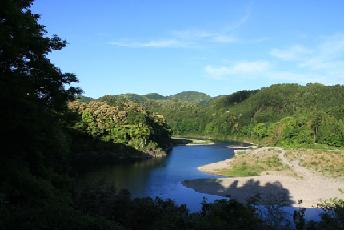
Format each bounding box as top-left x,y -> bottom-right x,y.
97,83 -> 344,148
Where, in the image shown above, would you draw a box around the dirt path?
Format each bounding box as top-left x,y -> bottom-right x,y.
277,147 -> 314,179
184,147 -> 344,207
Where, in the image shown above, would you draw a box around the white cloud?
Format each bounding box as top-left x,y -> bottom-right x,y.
108,5 -> 257,48
267,33 -> 344,84
211,35 -> 238,43
299,33 -> 344,71
223,3 -> 252,32
108,39 -> 190,48
205,33 -> 344,85
170,29 -> 239,44
270,45 -> 313,61
230,61 -> 271,74
109,30 -> 240,48
205,66 -> 231,79
318,33 -> 344,57
205,61 -> 271,79
171,29 -> 215,39
270,33 -> 343,70
300,59 -> 343,71
205,62 -> 339,84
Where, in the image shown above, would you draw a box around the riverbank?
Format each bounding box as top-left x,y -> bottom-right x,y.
183,147 -> 344,208
172,134 -> 254,144
172,136 -> 215,146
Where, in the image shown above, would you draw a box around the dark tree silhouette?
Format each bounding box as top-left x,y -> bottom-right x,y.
0,0 -> 83,226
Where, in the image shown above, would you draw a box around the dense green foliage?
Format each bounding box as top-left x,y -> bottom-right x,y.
294,198 -> 344,229
72,186 -> 265,229
1,0 -> 79,218
0,0 -> 88,228
169,91 -> 211,103
99,83 -> 344,147
69,100 -> 172,157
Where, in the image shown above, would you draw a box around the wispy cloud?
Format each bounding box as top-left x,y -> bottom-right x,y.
270,34 -> 343,70
108,4 -> 256,48
205,33 -> 344,85
169,29 -> 239,46
205,61 -> 270,79
205,61 -> 336,84
270,45 -> 313,61
223,2 -> 252,32
109,29 -> 240,49
298,33 -> 343,72
108,39 -> 190,48
271,33 -> 344,83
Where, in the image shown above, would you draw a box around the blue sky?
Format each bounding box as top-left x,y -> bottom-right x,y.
32,0 -> 344,98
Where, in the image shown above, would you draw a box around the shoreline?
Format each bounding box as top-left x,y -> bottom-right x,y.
185,147 -> 344,208
172,136 -> 215,146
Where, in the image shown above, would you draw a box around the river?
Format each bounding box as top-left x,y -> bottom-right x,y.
78,143 -> 323,225
78,143 -> 233,211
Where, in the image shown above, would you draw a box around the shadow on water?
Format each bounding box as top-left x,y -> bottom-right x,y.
76,157 -> 166,194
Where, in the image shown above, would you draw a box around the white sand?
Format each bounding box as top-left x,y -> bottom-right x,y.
184,147 -> 344,207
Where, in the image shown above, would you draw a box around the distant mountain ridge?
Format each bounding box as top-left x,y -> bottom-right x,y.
85,83 -> 343,148
79,91 -> 213,104
167,91 -> 211,103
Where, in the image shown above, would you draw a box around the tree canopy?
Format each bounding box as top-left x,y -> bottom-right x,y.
98,83 -> 343,147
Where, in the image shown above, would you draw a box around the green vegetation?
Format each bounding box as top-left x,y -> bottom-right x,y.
294,198 -> 344,229
0,1 -> 269,228
69,100 -> 172,157
215,151 -> 290,177
219,163 -> 261,176
285,149 -> 344,177
169,91 -> 211,103
97,83 -> 343,148
213,147 -> 344,178
0,0 -> 343,229
71,186 -> 266,229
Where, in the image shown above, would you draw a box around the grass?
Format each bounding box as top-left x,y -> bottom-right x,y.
215,151 -> 290,177
219,163 -> 261,176
284,149 -> 344,177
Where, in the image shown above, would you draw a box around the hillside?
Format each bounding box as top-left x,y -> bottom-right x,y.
69,100 -> 172,159
144,93 -> 166,100
97,91 -> 210,104
95,83 -> 344,147
168,91 -> 211,103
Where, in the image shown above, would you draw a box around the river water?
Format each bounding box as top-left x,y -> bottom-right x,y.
78,143 -> 323,224
78,143 -> 233,211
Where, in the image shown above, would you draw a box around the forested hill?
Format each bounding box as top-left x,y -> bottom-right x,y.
169,91 -> 211,103
95,83 -> 344,147
68,100 -> 172,159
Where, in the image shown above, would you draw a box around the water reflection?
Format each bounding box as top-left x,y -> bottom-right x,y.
78,144 -> 234,211
78,157 -> 166,194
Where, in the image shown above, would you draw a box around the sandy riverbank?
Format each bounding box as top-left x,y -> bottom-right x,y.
183,147 -> 344,207
172,137 -> 215,146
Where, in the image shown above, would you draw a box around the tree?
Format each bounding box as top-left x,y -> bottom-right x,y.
0,0 -> 81,109
0,0 -> 81,213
